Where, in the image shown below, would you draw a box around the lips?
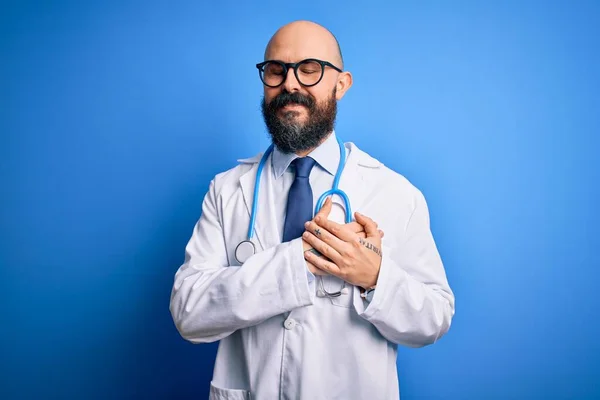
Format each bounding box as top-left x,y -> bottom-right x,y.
280,103 -> 305,109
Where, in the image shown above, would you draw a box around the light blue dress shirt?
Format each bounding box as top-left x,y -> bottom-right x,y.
271,130 -> 343,283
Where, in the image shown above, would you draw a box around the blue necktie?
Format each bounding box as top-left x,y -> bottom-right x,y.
282,157 -> 317,242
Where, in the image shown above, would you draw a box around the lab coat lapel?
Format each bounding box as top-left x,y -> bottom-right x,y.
332,143 -> 382,221
238,154 -> 280,252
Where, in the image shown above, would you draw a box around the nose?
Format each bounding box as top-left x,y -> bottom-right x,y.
282,67 -> 301,93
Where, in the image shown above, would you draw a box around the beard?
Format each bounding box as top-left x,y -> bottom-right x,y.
261,88 -> 337,154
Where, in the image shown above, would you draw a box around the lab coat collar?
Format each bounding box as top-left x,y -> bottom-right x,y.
237,138 -> 381,169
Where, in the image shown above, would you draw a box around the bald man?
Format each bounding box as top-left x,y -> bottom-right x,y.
170,20 -> 455,400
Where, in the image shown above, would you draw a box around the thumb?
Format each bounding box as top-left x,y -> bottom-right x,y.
355,212 -> 379,238
316,196 -> 333,219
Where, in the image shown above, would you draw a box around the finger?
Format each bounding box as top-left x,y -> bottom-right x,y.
304,250 -> 341,277
306,260 -> 329,276
303,222 -> 345,262
346,221 -> 365,234
355,212 -> 379,238
314,215 -> 357,242
302,228 -> 344,264
347,220 -> 382,237
315,196 -> 333,219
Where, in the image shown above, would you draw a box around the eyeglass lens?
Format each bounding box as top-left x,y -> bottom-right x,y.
261,60 -> 323,87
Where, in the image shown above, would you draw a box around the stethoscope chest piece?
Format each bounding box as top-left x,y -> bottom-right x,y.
235,240 -> 255,264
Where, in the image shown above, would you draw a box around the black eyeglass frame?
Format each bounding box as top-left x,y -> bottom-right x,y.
255,58 -> 343,88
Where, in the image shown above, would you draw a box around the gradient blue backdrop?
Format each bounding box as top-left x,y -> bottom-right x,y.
2,1 -> 599,399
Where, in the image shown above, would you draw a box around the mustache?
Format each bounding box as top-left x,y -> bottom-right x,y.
268,91 -> 315,110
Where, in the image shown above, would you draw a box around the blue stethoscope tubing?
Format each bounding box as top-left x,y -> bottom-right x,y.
234,136 -> 352,264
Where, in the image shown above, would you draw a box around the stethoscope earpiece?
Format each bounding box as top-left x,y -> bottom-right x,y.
318,276 -> 347,298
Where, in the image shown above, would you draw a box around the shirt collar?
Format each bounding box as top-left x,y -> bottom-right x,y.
271,130 -> 340,179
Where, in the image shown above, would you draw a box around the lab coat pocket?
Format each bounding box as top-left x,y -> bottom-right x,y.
321,275 -> 354,308
209,381 -> 251,400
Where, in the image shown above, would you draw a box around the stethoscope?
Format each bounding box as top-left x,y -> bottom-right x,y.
235,135 -> 351,298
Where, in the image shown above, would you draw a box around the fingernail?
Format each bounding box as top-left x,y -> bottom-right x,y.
315,216 -> 321,223
302,232 -> 308,238
304,221 -> 309,227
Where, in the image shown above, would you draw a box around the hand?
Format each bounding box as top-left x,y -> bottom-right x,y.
302,205 -> 383,289
302,198 -> 384,278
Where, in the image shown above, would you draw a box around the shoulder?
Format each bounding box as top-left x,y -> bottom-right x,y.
208,151 -> 263,195
349,142 -> 423,201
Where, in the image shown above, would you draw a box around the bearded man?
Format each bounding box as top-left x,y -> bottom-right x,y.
170,20 -> 455,400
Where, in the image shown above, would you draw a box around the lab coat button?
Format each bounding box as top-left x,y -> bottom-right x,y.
284,319 -> 297,330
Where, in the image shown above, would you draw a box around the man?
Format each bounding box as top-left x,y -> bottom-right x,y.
170,20 -> 455,400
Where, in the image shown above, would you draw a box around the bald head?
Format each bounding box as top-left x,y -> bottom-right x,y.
259,21 -> 353,155
264,20 -> 343,69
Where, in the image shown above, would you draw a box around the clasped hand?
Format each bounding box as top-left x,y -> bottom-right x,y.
301,197 -> 383,290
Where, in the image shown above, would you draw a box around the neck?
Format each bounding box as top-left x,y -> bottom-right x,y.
295,131 -> 333,157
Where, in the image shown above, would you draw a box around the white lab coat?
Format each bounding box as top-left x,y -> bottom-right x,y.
169,141 -> 455,400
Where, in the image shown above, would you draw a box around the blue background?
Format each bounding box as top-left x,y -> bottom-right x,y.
2,0 -> 599,398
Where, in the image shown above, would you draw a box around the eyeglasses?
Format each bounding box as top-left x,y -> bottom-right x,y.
256,58 -> 343,88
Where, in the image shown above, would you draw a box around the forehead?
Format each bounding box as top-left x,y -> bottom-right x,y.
265,32 -> 335,63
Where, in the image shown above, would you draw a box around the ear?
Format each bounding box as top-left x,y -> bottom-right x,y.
335,71 -> 353,100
